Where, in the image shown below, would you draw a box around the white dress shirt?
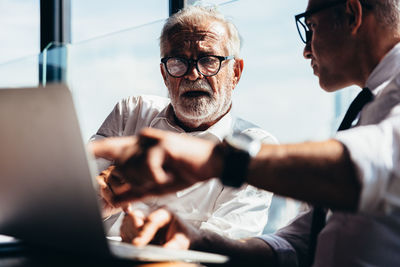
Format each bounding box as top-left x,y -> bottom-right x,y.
260,43 -> 400,266
91,95 -> 277,239
336,42 -> 400,214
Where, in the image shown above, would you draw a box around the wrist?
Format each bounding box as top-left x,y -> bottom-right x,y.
217,132 -> 261,188
208,143 -> 225,179
189,229 -> 223,252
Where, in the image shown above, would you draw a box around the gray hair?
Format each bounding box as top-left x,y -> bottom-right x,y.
364,0 -> 400,29
159,5 -> 241,57
333,0 -> 400,30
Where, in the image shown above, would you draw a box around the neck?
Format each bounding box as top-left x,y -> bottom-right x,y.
356,17 -> 400,86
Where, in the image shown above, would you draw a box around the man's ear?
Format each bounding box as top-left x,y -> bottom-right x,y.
160,63 -> 168,86
346,0 -> 363,35
232,58 -> 244,89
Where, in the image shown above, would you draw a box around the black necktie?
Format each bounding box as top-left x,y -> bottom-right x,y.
337,88 -> 373,131
308,88 -> 373,266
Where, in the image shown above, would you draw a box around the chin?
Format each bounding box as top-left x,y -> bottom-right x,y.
319,77 -> 347,93
176,108 -> 212,122
320,85 -> 339,93
175,99 -> 213,117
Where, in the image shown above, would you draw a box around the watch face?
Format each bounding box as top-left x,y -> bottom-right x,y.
226,132 -> 261,157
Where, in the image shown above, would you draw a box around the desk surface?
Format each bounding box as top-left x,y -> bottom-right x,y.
0,245 -> 204,267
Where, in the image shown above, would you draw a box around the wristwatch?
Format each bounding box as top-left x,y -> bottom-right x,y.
217,132 -> 261,188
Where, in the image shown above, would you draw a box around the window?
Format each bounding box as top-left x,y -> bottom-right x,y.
0,0 -> 40,63
0,0 -> 40,87
68,1 -> 169,140
71,0 -> 168,43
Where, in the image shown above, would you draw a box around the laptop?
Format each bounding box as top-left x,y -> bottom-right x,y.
0,84 -> 228,264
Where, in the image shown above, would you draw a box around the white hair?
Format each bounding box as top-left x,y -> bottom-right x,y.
159,5 -> 241,57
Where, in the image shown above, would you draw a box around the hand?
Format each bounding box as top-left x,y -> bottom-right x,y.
120,208 -> 276,265
96,165 -> 128,217
120,208 -> 144,243
120,207 -> 197,250
90,128 -> 223,204
120,208 -> 277,266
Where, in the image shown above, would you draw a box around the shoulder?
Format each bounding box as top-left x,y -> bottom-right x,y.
119,95 -> 170,113
98,95 -> 170,136
233,117 -> 279,144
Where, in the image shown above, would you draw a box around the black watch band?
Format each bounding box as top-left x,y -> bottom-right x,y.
218,133 -> 261,188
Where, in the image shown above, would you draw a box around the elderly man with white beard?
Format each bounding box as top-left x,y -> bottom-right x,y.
92,5 -> 277,241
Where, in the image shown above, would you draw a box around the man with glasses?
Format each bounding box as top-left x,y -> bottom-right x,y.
92,5 -> 276,241
92,0 -> 400,266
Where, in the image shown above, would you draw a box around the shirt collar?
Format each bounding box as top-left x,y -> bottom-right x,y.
366,42 -> 400,94
149,104 -> 234,142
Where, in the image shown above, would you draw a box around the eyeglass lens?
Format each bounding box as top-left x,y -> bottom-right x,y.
166,58 -> 188,77
296,17 -> 311,44
165,56 -> 221,77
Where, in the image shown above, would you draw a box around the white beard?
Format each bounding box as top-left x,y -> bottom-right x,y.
169,79 -> 232,126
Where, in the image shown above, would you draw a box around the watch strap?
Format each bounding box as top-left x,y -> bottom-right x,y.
217,139 -> 251,188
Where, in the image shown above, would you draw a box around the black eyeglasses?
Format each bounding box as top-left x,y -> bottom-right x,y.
295,0 -> 348,44
161,55 -> 234,78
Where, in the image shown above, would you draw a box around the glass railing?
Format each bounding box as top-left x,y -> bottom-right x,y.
0,55 -> 39,88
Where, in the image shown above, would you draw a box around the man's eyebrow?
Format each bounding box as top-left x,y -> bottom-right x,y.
166,48 -> 186,56
166,53 -> 187,58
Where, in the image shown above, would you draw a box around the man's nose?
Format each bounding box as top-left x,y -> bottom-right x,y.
184,64 -> 203,81
303,42 -> 312,59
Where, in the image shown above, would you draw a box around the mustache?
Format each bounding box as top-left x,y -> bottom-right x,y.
179,79 -> 212,94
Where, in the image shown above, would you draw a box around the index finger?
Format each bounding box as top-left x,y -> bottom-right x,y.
89,136 -> 138,161
132,208 -> 172,247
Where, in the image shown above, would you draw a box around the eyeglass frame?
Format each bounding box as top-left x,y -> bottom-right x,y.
295,0 -> 349,44
161,55 -> 235,78
295,0 -> 374,44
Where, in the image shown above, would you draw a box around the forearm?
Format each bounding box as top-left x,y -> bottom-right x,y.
246,139 -> 360,211
191,230 -> 277,266
91,129 -> 360,210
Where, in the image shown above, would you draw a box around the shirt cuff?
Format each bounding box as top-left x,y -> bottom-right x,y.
257,235 -> 299,267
